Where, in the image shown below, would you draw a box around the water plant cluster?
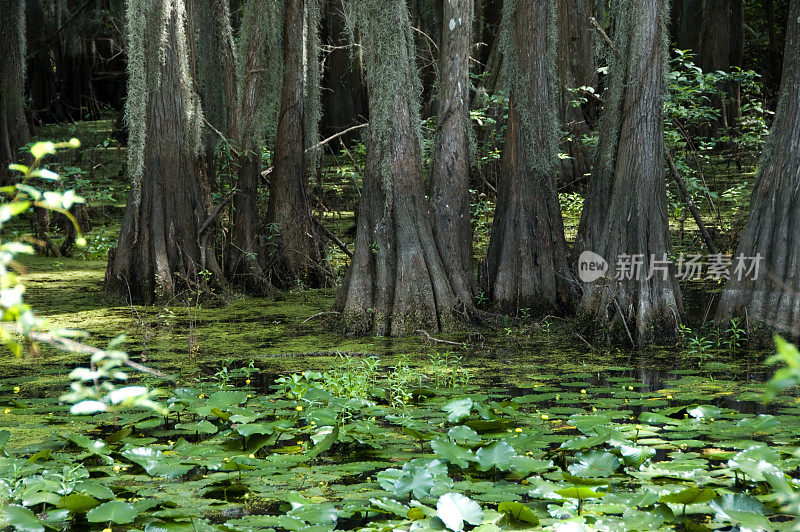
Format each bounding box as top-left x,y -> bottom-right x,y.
0,340 -> 798,530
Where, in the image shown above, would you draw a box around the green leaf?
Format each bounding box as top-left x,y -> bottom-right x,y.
58,493 -> 100,513
555,486 -> 605,500
86,501 -> 138,524
508,455 -> 554,476
497,501 -> 538,525
448,425 -> 481,445
476,440 -> 516,471
3,505 -> 44,532
307,425 -> 339,458
431,438 -> 476,468
620,444 -> 656,467
659,487 -> 716,505
568,450 -> 620,478
443,398 -> 474,423
687,404 -> 722,419
436,493 -> 484,532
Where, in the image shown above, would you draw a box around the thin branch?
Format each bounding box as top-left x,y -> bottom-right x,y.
198,189 -> 236,238
590,17 -> 619,57
666,150 -> 719,255
313,217 -> 353,258
302,311 -> 341,324
21,329 -> 176,381
414,330 -> 466,347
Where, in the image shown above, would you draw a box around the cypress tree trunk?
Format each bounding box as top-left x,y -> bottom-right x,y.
576,0 -> 682,344
485,0 -> 575,315
320,0 -> 367,144
226,0 -> 282,293
556,0 -> 594,185
698,0 -> 733,131
106,0 -> 222,303
191,0 -> 239,160
335,0 -> 473,336
25,0 -> 61,125
430,0 -> 475,302
0,0 -> 30,186
716,0 -> 800,337
264,0 -> 327,287
675,0 -> 702,52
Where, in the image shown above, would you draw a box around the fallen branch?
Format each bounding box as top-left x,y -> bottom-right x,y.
302,311 -> 341,324
313,217 -> 353,258
414,330 -> 466,348
666,150 -> 719,255
198,189 -> 236,238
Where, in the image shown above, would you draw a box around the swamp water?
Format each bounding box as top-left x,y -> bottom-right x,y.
0,257 -> 797,530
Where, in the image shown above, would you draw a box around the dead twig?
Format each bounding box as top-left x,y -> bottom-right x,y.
302,311 -> 341,324
414,330 -> 466,348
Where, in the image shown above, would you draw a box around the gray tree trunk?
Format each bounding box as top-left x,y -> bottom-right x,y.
106,0 -> 222,303
0,0 -> 30,185
485,0 -> 575,315
716,0 -> 800,337
556,0 -> 595,185
335,0 -> 473,336
431,0 -> 476,302
265,0 -> 327,288
576,0 -> 683,345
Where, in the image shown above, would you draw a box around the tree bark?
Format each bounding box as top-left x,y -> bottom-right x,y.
225,0 -> 282,293
716,0 -> 800,337
485,0 -> 575,315
335,0 -> 473,336
675,0 -> 702,52
106,0 -> 222,303
320,0 -> 367,145
431,0 -> 475,302
0,0 -> 30,186
190,0 -> 239,159
264,0 -> 327,288
556,0 -> 594,185
698,0 -> 733,130
576,0 -> 683,345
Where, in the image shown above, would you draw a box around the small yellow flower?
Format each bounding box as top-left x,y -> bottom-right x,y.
635,424 -> 643,431
514,427 -> 523,433
310,420 -> 316,425
666,394 -> 673,400
249,453 -> 255,458
709,417 -> 715,422
113,465 -> 121,472
297,440 -> 303,445
199,394 -> 205,399
591,407 -> 597,412
555,395 -> 560,400
244,493 -> 250,499
3,408 -> 10,414
247,394 -> 252,398
295,405 -> 303,412
102,528 -> 112,532
541,414 -> 549,421
627,386 -> 634,391
246,379 -> 251,385
13,386 -> 20,394
580,389 -> 587,394
68,138 -> 81,148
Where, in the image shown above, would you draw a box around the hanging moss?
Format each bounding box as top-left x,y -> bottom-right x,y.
237,0 -> 283,151
497,0 -> 560,178
125,0 -> 202,230
304,0 -> 323,172
343,0 -> 424,206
